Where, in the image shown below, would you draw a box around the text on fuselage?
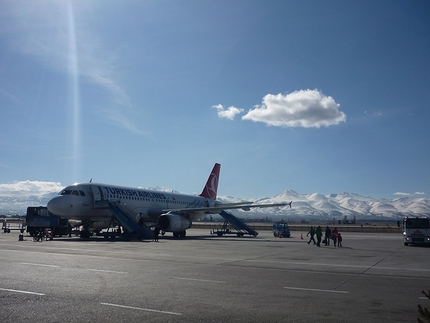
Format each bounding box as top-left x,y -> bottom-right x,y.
102,187 -> 167,199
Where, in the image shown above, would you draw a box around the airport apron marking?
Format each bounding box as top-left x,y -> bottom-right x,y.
100,302 -> 182,316
284,286 -> 349,294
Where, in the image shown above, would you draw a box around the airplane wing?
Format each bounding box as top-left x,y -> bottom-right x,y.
162,202 -> 291,215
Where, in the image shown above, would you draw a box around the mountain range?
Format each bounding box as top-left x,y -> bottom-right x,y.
1,188 -> 429,221
217,190 -> 430,221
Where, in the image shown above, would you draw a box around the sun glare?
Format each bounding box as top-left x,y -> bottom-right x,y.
67,1 -> 81,182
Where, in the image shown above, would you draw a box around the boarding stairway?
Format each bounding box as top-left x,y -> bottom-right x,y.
212,211 -> 258,237
107,201 -> 153,240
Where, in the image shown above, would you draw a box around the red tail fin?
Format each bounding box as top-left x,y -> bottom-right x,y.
199,163 -> 220,200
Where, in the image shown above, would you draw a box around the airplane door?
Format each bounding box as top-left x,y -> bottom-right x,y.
90,185 -> 103,203
90,185 -> 109,208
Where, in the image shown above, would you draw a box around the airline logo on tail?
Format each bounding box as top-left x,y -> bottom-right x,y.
199,163 -> 220,200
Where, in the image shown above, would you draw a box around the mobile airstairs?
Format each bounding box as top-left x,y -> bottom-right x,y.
95,200 -> 153,240
211,210 -> 258,237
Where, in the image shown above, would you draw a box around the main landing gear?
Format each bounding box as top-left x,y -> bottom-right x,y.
173,230 -> 186,238
79,220 -> 92,238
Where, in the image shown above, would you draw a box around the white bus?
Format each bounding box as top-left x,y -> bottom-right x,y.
402,216 -> 430,246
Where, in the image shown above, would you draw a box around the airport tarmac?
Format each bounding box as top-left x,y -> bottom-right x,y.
0,229 -> 429,323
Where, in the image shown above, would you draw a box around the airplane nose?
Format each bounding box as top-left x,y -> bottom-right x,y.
47,196 -> 63,216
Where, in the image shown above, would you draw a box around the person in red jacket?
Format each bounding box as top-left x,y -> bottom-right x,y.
337,233 -> 343,247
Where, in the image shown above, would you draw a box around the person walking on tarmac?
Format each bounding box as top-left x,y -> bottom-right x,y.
153,226 -> 160,242
324,226 -> 331,246
337,233 -> 343,247
315,226 -> 323,247
331,227 -> 339,247
306,226 -> 316,245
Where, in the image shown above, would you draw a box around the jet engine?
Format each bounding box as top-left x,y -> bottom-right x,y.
158,213 -> 192,232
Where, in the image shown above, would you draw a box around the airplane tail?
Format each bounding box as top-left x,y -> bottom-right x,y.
199,163 -> 220,200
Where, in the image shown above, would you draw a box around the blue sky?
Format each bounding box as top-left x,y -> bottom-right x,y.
1,0 -> 429,199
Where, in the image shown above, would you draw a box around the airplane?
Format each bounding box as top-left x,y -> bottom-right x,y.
47,163 -> 291,238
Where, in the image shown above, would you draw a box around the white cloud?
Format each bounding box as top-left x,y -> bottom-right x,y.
212,104 -> 244,120
0,181 -> 63,198
242,89 -> 346,128
394,192 -> 411,196
394,191 -> 425,196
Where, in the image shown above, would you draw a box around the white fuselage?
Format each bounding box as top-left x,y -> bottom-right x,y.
47,182 -> 215,223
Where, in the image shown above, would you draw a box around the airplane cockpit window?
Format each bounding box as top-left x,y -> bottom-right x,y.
59,189 -> 85,196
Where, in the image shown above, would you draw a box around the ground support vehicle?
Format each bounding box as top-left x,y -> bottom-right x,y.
272,222 -> 291,238
26,206 -> 71,237
2,219 -> 25,233
210,211 -> 258,237
402,216 -> 430,246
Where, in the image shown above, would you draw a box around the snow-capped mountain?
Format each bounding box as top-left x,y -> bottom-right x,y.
217,190 -> 430,220
1,188 -> 429,220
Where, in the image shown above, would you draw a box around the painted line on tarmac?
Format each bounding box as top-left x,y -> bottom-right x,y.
284,286 -> 349,294
100,302 -> 182,316
0,287 -> 45,296
375,266 -> 430,273
173,276 -> 226,284
87,269 -> 127,274
247,259 -> 369,269
0,244 -> 83,252
20,262 -> 60,268
247,259 -> 430,273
